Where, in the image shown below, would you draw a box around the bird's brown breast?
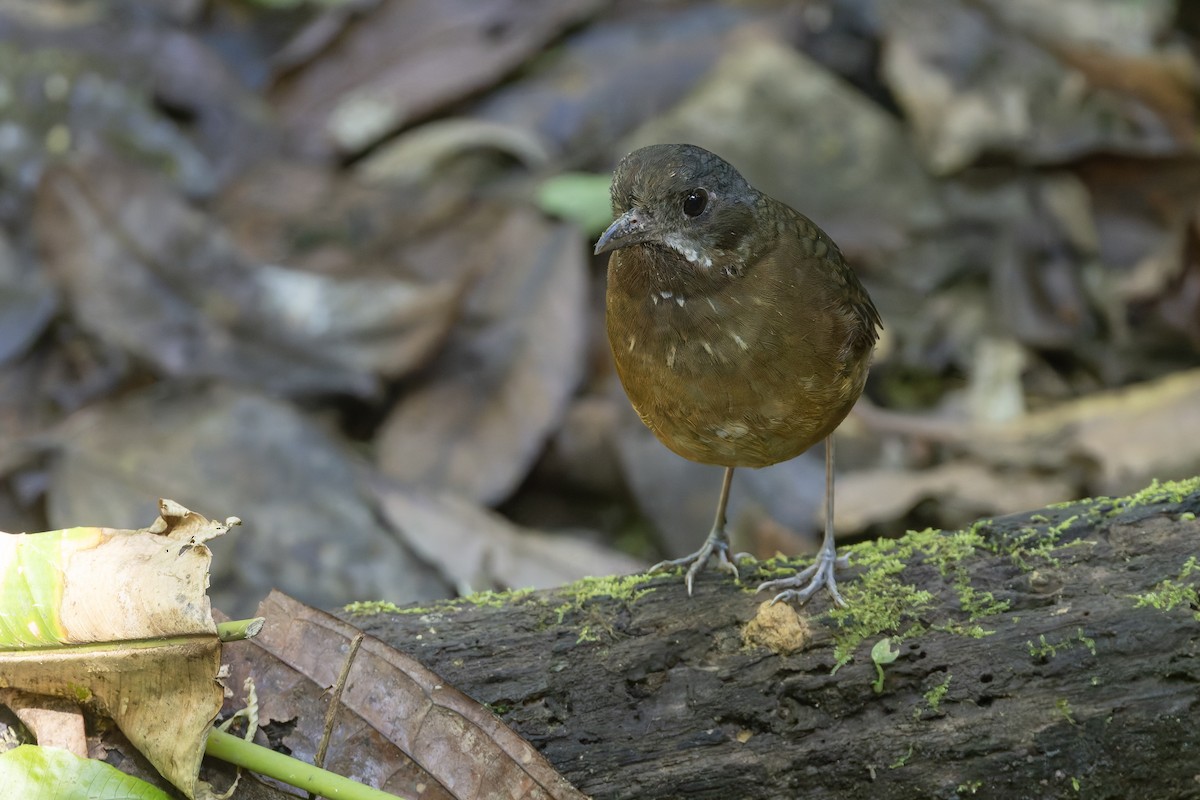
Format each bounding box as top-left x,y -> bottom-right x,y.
605,208 -> 877,469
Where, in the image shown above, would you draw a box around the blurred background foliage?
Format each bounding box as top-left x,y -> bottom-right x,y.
1,0 -> 1198,616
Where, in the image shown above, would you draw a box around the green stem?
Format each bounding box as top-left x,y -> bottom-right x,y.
215,618 -> 265,642
204,728 -> 407,800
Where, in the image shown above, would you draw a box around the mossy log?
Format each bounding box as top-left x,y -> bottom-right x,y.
347,479 -> 1200,800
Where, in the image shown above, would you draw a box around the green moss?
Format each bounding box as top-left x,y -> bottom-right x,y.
750,555 -> 802,580
956,781 -> 983,795
552,573 -> 656,623
932,622 -> 993,639
549,574 -> 657,645
1181,511 -> 1196,521
956,583 -> 1010,622
343,587 -> 535,617
1133,556 -> 1200,621
922,674 -> 952,715
889,745 -> 914,769
1047,515 -> 1082,537
459,588 -> 534,608
1027,628 -> 1096,660
1056,698 -> 1076,725
344,600 -> 420,616
346,575 -> 654,642
1027,634 -> 1050,659
798,510 -> 1061,672
1002,515 -> 1084,569
570,573 -> 657,603
1045,477 -> 1200,520
1027,635 -> 1053,658
1115,477 -> 1199,508
1048,497 -> 1089,510
828,565 -> 933,671
818,523 -> 1003,671
1074,477 -> 1200,524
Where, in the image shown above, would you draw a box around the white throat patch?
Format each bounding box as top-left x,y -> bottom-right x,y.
661,232 -> 713,269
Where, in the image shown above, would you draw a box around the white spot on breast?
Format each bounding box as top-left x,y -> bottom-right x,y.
627,336 -> 636,352
731,333 -> 748,350
701,342 -> 714,356
660,290 -> 673,300
715,422 -> 749,439
666,345 -> 676,369
675,296 -> 685,307
707,298 -> 717,313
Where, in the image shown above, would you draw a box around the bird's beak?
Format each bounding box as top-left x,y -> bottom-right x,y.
594,208 -> 654,256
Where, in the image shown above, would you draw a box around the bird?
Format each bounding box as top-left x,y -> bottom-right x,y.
594,143 -> 881,606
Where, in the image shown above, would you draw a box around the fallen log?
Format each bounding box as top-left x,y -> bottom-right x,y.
347,478 -> 1200,800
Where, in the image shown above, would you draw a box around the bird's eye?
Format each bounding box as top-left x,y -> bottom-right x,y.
683,189 -> 708,217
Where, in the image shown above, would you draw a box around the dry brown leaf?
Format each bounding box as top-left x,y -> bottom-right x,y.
1075,157 -> 1200,358
988,176 -> 1101,351
472,4 -> 769,158
0,31 -> 222,200
34,151 -> 460,396
0,235 -> 57,367
214,158 -> 462,274
881,0 -> 1185,174
1047,42 -> 1196,143
375,484 -> 645,593
377,206 -> 588,505
1157,225 -> 1200,349
622,30 -> 943,256
0,500 -> 230,798
0,691 -> 87,756
974,367 -> 1200,495
45,384 -> 451,615
269,0 -> 603,156
834,461 -> 1074,534
357,118 -> 551,185
222,590 -> 589,800
854,369 -> 1200,520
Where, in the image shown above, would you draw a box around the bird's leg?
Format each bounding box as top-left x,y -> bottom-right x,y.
648,466 -> 741,595
757,436 -> 850,607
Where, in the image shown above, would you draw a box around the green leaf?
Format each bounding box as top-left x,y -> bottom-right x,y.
870,636 -> 900,693
0,528 -> 87,647
536,173 -> 613,234
0,745 -> 172,800
871,636 -> 901,666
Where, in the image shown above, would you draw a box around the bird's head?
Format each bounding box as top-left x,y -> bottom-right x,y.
594,144 -> 760,273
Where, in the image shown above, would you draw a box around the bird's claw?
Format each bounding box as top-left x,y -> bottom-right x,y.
758,551 -> 850,608
649,537 -> 741,595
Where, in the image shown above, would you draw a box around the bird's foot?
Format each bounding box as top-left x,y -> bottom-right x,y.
649,534 -> 741,596
757,551 -> 850,608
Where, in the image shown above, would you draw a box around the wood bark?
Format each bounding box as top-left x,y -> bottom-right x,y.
348,484 -> 1200,800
